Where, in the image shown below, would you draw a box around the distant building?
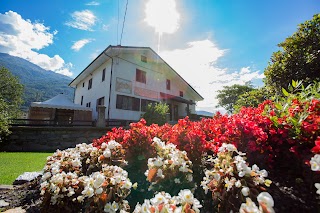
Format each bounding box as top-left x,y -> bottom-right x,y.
69,45 -> 203,124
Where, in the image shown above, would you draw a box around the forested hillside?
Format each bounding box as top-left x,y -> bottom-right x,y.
0,53 -> 74,111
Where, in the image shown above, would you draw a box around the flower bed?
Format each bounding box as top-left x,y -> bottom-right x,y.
39,82 -> 319,212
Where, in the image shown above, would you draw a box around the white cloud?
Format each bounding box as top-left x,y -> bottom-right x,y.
71,39 -> 94,51
0,11 -> 72,76
86,1 -> 100,6
160,39 -> 264,113
65,10 -> 97,31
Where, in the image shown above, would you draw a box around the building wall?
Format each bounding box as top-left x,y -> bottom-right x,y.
74,49 -> 198,121
74,60 -> 112,120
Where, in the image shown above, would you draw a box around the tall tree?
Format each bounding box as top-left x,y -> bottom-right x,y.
264,14 -> 320,93
0,67 -> 23,137
216,83 -> 255,113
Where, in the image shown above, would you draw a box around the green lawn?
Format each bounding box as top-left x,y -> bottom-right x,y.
0,152 -> 52,185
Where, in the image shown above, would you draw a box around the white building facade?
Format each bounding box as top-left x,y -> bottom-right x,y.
69,46 -> 204,124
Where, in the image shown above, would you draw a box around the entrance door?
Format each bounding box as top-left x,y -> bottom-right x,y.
173,105 -> 178,121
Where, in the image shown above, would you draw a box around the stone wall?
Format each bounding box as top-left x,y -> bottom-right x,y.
1,126 -> 112,152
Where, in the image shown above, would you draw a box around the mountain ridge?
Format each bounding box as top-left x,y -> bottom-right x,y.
0,53 -> 74,111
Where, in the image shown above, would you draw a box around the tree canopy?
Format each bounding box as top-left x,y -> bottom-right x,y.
0,67 -> 23,137
264,14 -> 320,93
216,83 -> 255,113
233,87 -> 269,113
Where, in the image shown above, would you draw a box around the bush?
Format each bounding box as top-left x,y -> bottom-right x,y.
142,102 -> 169,125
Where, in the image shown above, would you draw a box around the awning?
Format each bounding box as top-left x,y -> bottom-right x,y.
30,94 -> 92,111
160,92 -> 195,105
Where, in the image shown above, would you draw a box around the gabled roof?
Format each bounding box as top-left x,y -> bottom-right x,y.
31,94 -> 91,111
69,45 -> 204,101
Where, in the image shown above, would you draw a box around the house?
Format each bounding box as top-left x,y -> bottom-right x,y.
69,45 -> 204,124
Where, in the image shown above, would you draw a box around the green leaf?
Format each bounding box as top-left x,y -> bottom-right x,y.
282,88 -> 289,96
292,79 -> 297,88
275,103 -> 282,110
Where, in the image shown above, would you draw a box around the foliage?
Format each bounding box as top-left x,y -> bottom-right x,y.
0,152 -> 52,185
0,53 -> 74,111
216,83 -> 255,113
234,87 -> 269,113
0,67 -> 23,137
142,102 -> 169,125
264,14 -> 320,94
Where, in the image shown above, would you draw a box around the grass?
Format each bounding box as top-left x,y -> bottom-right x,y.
0,152 -> 52,185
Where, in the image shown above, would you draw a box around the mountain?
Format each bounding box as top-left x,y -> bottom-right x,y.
0,53 -> 74,111
196,110 -> 214,117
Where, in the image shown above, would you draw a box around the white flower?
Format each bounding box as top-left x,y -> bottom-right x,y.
104,202 -> 112,212
111,201 -> 119,212
150,193 -> 167,205
178,189 -> 194,204
310,154 -> 320,171
174,178 -> 181,184
241,187 -> 250,197
156,169 -> 165,178
71,159 -> 81,167
315,183 -> 320,195
257,192 -> 275,213
239,198 -> 260,213
95,187 -> 103,195
179,163 -> 189,173
235,180 -> 242,188
103,149 -> 112,158
77,195 -> 85,203
107,140 -> 120,150
153,157 -> 164,167
93,172 -> 105,188
82,186 -> 94,197
122,180 -> 132,189
153,137 -> 166,148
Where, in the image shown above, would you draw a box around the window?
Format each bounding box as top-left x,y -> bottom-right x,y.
86,102 -> 91,107
81,96 -> 83,105
179,91 -> 183,97
88,78 -> 92,90
166,79 -> 171,90
141,99 -> 158,112
82,82 -> 85,87
96,97 -> 105,111
102,68 -> 106,82
141,55 -> 147,63
116,95 -> 140,111
136,69 -> 146,84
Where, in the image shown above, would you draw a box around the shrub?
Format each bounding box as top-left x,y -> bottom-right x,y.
142,102 -> 169,125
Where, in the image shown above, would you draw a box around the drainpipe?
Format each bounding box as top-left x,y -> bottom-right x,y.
103,52 -> 114,122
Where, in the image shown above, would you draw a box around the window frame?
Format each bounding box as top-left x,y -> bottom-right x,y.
166,79 -> 171,90
102,68 -> 106,82
136,69 -> 146,84
88,78 -> 93,90
116,95 -> 140,111
179,91 -> 184,97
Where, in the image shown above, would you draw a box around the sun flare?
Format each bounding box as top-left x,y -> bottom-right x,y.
144,0 -> 180,34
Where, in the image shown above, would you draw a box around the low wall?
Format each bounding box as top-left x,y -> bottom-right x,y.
1,126 -> 112,152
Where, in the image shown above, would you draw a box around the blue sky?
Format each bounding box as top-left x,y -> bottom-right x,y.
0,0 -> 319,112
